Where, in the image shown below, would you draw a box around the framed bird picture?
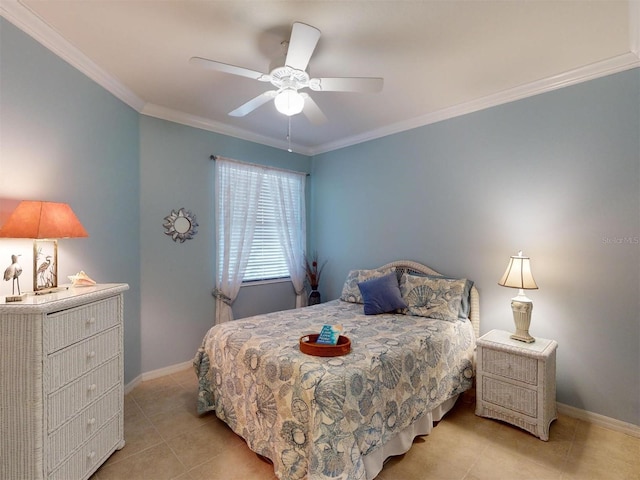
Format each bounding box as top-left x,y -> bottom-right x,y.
33,240 -> 57,291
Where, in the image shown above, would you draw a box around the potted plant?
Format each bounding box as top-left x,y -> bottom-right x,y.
304,252 -> 326,305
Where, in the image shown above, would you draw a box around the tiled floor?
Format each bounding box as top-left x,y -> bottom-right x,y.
92,367 -> 639,480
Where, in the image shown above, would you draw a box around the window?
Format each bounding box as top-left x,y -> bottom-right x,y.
216,158 -> 306,284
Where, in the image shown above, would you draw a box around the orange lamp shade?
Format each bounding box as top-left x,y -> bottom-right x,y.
0,201 -> 88,239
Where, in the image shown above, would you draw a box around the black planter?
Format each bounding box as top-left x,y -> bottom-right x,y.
308,289 -> 321,305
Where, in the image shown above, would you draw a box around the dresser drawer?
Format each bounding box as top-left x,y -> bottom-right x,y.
46,297 -> 120,353
49,415 -> 121,480
46,326 -> 120,392
47,385 -> 121,471
482,348 -> 538,384
482,377 -> 537,417
48,356 -> 120,433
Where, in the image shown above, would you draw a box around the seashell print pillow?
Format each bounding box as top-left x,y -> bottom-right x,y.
340,266 -> 396,304
400,273 -> 467,322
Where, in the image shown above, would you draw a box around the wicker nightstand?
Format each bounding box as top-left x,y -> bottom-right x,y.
475,329 -> 558,440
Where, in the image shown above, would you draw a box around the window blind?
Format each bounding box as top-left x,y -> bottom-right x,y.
217,164 -> 303,283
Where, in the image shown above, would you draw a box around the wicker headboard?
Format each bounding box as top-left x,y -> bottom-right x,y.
379,260 -> 480,338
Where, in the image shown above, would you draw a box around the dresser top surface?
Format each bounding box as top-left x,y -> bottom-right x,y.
0,283 -> 129,313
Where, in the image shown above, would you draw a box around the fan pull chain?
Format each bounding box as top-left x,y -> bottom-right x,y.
287,116 -> 293,153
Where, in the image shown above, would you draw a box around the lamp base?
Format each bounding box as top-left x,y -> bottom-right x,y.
510,296 -> 535,343
510,332 -> 535,343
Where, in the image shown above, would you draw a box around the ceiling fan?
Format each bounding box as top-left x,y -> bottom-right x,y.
189,22 -> 383,124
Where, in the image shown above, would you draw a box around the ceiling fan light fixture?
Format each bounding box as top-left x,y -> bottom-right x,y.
274,88 -> 304,116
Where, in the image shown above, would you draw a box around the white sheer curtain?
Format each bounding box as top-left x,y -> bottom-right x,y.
268,170 -> 307,308
214,158 -> 263,324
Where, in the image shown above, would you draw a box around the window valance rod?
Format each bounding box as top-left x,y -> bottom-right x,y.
209,155 -> 309,177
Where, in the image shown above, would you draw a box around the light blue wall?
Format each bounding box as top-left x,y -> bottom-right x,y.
0,18 -> 142,382
311,68 -> 640,426
3,15 -> 638,426
139,116 -> 310,372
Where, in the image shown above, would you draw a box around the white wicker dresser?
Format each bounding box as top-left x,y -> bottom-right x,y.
0,284 -> 128,480
475,329 -> 558,441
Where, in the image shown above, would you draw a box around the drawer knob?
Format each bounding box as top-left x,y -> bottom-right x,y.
87,451 -> 96,460
87,351 -> 96,359
88,383 -> 97,392
86,317 -> 96,325
88,417 -> 96,425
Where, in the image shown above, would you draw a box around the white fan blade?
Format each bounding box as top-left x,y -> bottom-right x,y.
300,93 -> 327,125
309,77 -> 383,93
285,22 -> 321,71
229,91 -> 277,117
189,57 -> 270,81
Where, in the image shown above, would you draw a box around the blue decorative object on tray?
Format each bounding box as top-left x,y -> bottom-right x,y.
316,324 -> 342,344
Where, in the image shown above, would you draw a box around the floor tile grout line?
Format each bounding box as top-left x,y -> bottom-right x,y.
102,381 -> 182,469
556,417 -> 579,478
460,431 -> 492,480
130,375 -> 194,475
120,376 -> 197,477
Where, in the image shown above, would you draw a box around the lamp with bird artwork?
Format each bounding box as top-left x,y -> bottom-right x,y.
0,201 -> 88,294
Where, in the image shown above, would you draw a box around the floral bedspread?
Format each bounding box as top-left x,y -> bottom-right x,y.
194,300 -> 475,480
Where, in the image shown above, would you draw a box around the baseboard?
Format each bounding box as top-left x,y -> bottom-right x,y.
557,402 -> 640,438
124,360 -> 193,395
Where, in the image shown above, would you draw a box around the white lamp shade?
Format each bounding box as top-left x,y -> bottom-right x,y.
274,88 -> 304,116
498,251 -> 538,290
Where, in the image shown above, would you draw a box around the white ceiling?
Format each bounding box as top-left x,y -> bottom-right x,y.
2,1 -> 639,155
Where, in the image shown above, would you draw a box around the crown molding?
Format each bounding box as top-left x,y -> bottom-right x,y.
141,104 -> 313,156
3,0 -> 639,157
310,51 -> 640,155
1,0 -> 145,112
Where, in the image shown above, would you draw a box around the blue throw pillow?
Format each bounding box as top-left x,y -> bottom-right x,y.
358,272 -> 408,315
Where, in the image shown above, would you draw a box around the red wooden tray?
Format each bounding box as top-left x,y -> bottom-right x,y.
299,333 -> 351,357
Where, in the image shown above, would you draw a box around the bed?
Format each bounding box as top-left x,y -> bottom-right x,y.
194,260 -> 480,480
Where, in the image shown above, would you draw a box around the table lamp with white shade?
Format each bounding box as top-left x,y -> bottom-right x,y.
498,251 -> 539,343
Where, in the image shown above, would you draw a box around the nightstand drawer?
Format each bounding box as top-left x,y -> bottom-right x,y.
46,297 -> 119,353
46,326 -> 120,392
482,348 -> 538,384
482,377 -> 537,417
47,356 -> 120,432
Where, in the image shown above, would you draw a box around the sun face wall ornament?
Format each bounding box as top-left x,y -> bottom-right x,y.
163,208 -> 198,243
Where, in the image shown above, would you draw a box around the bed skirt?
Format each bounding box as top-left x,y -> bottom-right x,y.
363,394 -> 459,480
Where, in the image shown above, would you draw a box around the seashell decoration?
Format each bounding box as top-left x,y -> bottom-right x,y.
68,271 -> 96,286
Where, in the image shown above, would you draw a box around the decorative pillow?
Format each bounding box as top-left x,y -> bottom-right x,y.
357,272 -> 408,315
340,266 -> 396,304
400,273 -> 468,322
420,274 -> 474,320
